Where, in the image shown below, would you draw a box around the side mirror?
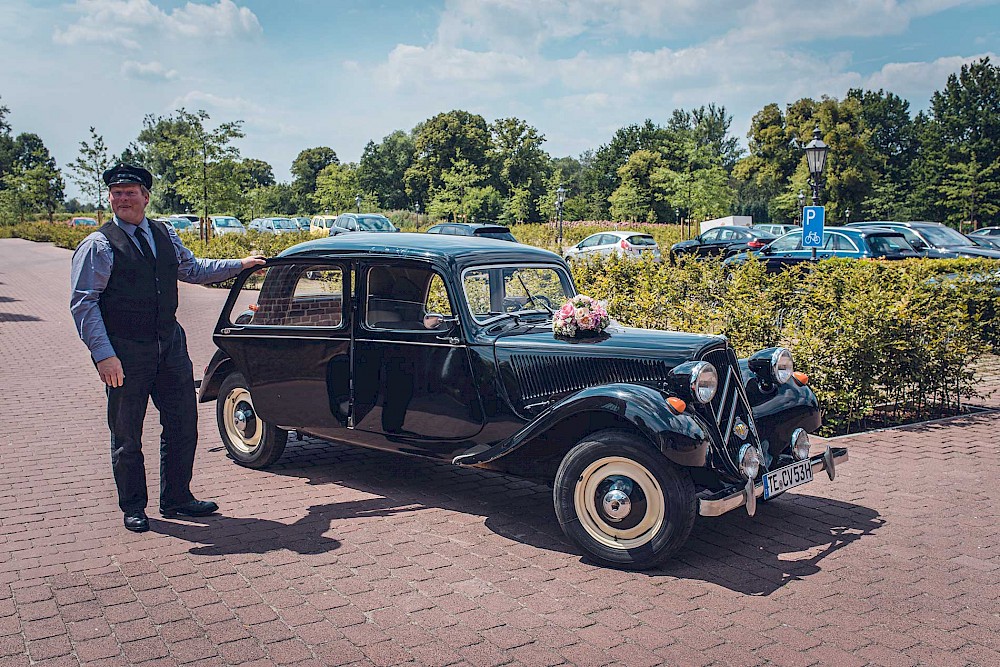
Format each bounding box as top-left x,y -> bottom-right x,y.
423,313 -> 459,330
761,246 -> 773,255
910,238 -> 926,250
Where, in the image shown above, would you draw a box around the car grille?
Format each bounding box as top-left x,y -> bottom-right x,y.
509,354 -> 672,402
696,347 -> 761,476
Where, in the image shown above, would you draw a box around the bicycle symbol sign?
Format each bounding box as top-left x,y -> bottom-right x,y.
802,206 -> 825,248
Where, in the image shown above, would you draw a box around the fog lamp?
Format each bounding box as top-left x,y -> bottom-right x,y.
791,428 -> 811,461
739,444 -> 762,480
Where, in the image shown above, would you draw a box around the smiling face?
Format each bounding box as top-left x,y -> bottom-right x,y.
107,184 -> 149,225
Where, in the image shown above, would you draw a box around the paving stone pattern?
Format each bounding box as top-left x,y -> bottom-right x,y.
1,238 -> 998,667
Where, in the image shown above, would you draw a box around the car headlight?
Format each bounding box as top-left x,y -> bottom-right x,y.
791,428 -> 811,460
748,347 -> 794,386
668,361 -> 718,404
739,444 -> 762,479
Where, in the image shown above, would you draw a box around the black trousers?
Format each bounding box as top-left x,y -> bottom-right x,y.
106,323 -> 198,513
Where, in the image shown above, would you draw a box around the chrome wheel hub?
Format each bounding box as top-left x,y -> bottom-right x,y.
602,489 -> 632,521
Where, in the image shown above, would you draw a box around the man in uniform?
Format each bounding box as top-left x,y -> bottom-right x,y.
70,164 -> 265,532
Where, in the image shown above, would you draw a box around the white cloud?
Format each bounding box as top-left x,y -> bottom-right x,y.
863,52 -> 998,100
53,0 -> 261,49
121,60 -> 178,81
169,90 -> 257,115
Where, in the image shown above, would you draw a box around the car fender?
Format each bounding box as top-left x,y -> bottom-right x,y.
738,360 -> 822,455
198,349 -> 235,403
453,383 -> 712,468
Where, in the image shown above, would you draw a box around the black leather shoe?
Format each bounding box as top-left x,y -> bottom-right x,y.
160,499 -> 219,518
124,510 -> 149,533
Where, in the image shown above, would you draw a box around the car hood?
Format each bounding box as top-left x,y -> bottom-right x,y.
492,322 -> 726,408
942,245 -> 1000,259
671,239 -> 700,250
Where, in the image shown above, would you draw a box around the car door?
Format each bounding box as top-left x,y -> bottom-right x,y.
215,260 -> 353,435
693,229 -> 721,257
351,260 -> 485,454
760,232 -> 808,271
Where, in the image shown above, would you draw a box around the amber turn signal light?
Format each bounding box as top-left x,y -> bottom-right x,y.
666,396 -> 687,413
793,371 -> 809,385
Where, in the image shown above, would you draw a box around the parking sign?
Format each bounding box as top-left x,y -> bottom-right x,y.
802,206 -> 825,248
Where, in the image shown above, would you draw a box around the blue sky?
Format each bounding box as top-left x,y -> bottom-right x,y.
2,0 -> 998,199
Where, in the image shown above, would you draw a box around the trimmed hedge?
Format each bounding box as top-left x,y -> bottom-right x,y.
5,220 -> 996,434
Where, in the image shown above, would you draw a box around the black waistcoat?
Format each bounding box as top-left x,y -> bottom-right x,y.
98,219 -> 180,342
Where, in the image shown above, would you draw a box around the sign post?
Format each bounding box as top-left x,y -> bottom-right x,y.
802,205 -> 825,261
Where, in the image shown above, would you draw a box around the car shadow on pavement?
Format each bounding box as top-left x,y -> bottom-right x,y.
240,436 -> 883,593
150,496 -> 423,557
0,312 -> 41,322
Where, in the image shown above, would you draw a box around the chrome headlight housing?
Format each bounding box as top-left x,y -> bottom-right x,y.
791,428 -> 811,460
667,360 -> 719,404
749,347 -> 794,386
739,444 -> 762,479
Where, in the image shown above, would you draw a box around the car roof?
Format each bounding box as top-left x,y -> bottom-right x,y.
847,220 -> 945,229
787,225 -> 907,238
280,231 -> 561,269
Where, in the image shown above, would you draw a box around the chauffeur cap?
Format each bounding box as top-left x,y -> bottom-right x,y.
103,163 -> 153,190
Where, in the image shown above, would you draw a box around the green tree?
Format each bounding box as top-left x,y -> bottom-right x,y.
145,109 -> 244,239
291,147 -> 339,210
426,159 -> 500,222
2,133 -> 65,222
847,88 -> 916,219
915,57 -> 1000,226
358,131 -> 415,210
0,97 -> 13,192
404,110 -> 490,207
488,117 -> 550,222
244,183 -> 296,220
238,158 -> 275,189
590,120 -> 671,218
313,162 -> 360,213
935,150 -> 1000,228
608,149 -> 662,221
68,126 -> 112,223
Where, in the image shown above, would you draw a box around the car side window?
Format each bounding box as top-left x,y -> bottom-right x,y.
770,232 -> 802,251
365,264 -> 449,331
287,267 -> 346,327
700,229 -> 720,242
579,235 -> 600,248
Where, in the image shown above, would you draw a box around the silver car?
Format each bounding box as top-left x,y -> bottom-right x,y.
564,231 -> 662,262
248,217 -> 299,235
209,215 -> 246,236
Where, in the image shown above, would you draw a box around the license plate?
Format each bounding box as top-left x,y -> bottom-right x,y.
763,460 -> 813,499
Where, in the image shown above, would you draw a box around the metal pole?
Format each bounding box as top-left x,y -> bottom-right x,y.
810,179 -> 819,261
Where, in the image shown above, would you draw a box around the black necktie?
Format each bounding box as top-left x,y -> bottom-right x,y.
134,227 -> 155,265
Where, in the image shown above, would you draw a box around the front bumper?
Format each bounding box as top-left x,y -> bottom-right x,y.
698,445 -> 848,517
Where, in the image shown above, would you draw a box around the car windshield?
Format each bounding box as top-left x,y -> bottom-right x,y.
172,220 -> 192,229
271,218 -> 298,229
920,225 -> 974,247
214,217 -> 241,227
463,265 -> 574,323
357,216 -> 395,232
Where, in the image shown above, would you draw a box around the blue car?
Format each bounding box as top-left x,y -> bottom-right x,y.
723,226 -> 921,273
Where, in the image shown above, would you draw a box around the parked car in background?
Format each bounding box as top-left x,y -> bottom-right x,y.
199,232 -> 845,569
166,216 -> 199,233
328,213 -> 398,235
290,216 -> 311,232
723,226 -> 921,273
247,217 -> 300,235
209,215 -> 246,236
752,223 -> 799,236
967,227 -> 1000,249
846,221 -> 1000,259
564,231 -> 662,262
309,215 -> 338,235
425,223 -> 517,242
70,217 -> 99,227
670,226 -> 777,260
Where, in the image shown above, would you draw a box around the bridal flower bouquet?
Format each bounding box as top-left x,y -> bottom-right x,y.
553,294 -> 610,338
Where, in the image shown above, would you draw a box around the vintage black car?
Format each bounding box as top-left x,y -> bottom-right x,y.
199,233 -> 848,569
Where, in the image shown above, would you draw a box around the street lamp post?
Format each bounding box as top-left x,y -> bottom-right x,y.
797,190 -> 805,225
355,194 -> 362,213
803,127 -> 830,261
555,186 -> 567,246
845,208 -> 851,224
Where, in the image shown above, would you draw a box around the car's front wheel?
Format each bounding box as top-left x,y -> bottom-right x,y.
217,373 -> 288,468
553,429 -> 696,570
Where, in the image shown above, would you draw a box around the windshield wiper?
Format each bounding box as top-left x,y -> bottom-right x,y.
515,275 -> 555,314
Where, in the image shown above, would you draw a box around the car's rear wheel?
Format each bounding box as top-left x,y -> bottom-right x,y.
217,373 -> 287,469
553,430 -> 696,570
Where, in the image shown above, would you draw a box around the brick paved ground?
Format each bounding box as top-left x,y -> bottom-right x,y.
1,237 -> 998,667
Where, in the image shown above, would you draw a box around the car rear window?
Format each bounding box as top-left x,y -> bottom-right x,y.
626,235 -> 657,246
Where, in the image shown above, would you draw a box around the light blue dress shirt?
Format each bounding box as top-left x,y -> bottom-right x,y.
70,216 -> 245,363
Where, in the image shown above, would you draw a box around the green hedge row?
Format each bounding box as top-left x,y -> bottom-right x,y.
574,253 -> 999,434
5,220 -> 996,434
